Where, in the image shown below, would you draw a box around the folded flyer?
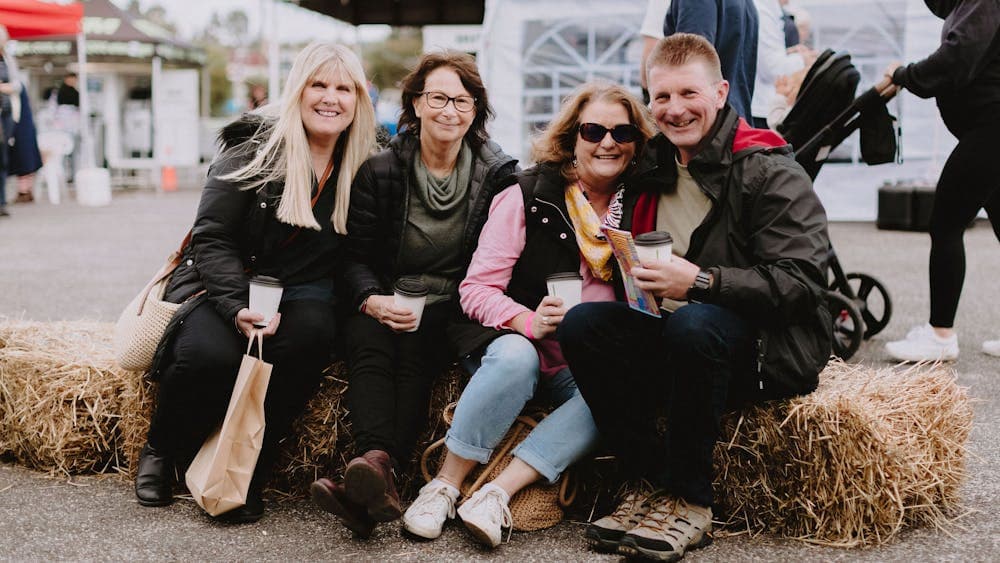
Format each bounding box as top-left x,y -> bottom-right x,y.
601,226 -> 661,318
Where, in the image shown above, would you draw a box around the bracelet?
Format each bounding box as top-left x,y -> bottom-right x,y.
523,312 -> 536,340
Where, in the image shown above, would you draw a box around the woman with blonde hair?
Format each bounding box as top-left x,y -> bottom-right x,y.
399,82 -> 654,548
133,41 -> 375,523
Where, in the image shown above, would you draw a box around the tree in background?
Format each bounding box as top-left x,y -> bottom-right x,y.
362,27 -> 422,90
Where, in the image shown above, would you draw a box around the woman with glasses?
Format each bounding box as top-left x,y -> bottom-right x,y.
400,83 -> 655,548
310,51 -> 517,538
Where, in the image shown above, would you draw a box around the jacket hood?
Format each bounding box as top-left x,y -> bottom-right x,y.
218,113 -> 273,151
924,0 -> 958,18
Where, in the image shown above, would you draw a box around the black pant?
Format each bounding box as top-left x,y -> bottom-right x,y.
558,301 -> 756,508
147,299 -> 335,488
928,122 -> 1000,327
344,301 -> 455,468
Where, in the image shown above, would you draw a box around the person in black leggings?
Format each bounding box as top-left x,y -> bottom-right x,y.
880,0 -> 1000,361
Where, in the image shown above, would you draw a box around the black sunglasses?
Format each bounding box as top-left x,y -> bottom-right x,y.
578,122 -> 641,144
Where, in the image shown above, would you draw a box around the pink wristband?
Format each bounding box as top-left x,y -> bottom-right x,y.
523,312 -> 536,340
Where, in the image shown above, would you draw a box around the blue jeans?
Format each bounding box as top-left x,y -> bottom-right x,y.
558,301 -> 756,507
445,333 -> 600,483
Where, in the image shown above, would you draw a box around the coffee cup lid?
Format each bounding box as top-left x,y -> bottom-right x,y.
394,278 -> 429,297
545,271 -> 583,282
250,275 -> 282,288
634,231 -> 673,245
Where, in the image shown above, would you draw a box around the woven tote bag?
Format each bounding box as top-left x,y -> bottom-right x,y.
420,404 -> 577,531
113,231 -> 192,372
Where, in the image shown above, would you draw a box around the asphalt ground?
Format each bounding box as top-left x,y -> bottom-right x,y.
0,187 -> 998,561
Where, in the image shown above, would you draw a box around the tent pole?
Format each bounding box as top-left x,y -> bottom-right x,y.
268,0 -> 280,103
76,31 -> 94,169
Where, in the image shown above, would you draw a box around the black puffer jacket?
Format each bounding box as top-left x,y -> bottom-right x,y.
148,115 -> 345,379
622,105 -> 832,398
342,131 -> 518,310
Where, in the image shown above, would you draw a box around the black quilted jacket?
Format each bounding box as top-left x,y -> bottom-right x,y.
342,131 -> 517,310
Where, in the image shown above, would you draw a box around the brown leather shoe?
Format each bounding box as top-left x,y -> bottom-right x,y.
344,450 -> 402,522
14,192 -> 33,204
311,477 -> 376,538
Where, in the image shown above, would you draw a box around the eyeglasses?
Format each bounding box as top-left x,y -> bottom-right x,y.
578,122 -> 641,144
420,91 -> 476,112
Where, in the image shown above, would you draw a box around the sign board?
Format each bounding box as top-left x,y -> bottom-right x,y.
153,68 -> 199,166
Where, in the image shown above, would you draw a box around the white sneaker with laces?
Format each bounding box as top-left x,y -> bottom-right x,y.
983,338 -> 1000,357
885,323 -> 959,362
402,479 -> 459,539
457,483 -> 512,548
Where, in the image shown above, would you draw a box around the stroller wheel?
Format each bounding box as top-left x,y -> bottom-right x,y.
843,273 -> 892,338
826,291 -> 864,360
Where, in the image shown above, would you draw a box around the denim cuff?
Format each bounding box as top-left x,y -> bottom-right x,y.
512,442 -> 561,484
444,431 -> 493,464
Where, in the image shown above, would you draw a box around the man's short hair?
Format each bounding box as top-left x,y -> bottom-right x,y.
647,33 -> 724,82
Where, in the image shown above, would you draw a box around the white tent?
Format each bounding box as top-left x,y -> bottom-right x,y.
479,0 -> 646,162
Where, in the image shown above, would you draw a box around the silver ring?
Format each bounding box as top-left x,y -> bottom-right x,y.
542,316 -> 550,325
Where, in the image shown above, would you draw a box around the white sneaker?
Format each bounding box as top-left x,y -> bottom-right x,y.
983,338 -> 1000,357
402,479 -> 459,539
885,323 -> 959,362
457,483 -> 512,548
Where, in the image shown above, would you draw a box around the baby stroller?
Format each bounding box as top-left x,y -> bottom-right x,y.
776,49 -> 899,360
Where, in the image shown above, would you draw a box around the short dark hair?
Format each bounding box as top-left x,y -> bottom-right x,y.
398,51 -> 493,150
647,33 -> 723,82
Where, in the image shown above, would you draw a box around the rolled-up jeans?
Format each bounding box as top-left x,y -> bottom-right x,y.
445,333 -> 599,483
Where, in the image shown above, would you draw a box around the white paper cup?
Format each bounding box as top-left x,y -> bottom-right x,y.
249,275 -> 283,327
635,231 -> 673,264
546,272 -> 584,311
393,278 -> 429,333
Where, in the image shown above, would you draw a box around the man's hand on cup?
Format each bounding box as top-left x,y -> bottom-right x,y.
632,255 -> 700,300
531,296 -> 566,339
365,294 -> 418,332
236,308 -> 281,338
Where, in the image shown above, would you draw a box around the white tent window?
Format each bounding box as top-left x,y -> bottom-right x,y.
521,17 -> 642,139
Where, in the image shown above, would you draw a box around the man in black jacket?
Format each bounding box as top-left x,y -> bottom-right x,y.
558,33 -> 831,561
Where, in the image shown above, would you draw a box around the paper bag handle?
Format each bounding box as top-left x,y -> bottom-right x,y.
246,329 -> 264,360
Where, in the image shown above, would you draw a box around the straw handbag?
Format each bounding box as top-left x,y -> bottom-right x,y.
113,231 -> 192,372
420,403 -> 577,532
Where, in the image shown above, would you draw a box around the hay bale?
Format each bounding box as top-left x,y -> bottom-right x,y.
0,320 -> 130,474
715,361 -> 972,547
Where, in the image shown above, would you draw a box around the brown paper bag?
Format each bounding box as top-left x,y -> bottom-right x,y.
186,330 -> 272,516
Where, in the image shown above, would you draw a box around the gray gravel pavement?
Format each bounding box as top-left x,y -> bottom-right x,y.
1,188 -> 998,561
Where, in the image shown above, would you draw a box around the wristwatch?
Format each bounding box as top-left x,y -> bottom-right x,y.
687,269 -> 713,303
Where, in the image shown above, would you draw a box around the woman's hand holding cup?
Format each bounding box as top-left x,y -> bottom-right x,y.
529,295 -> 567,339
364,295 -> 418,332
236,308 -> 281,338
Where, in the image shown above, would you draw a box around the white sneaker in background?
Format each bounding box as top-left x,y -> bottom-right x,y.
982,338 -> 1000,357
885,323 -> 959,362
402,479 -> 459,540
457,483 -> 512,548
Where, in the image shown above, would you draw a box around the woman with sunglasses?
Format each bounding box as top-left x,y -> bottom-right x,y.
400,82 -> 655,548
310,51 -> 517,538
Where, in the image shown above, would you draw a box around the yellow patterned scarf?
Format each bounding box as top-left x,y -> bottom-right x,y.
565,182 -> 613,281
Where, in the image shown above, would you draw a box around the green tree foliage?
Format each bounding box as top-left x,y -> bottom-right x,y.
362,27 -> 423,90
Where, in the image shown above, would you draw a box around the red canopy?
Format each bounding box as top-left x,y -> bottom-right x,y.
0,0 -> 83,39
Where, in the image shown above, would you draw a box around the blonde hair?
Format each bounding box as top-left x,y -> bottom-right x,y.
531,82 -> 655,183
221,41 -> 376,234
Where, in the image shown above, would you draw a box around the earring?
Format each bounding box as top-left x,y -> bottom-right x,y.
631,159 -> 637,167
572,158 -> 578,168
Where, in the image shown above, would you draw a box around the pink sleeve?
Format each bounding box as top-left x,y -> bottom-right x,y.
459,185 -> 532,328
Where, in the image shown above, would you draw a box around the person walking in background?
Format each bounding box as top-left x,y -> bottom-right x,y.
559,34 -> 831,561
0,25 -> 17,217
639,0 -> 671,103
663,0 -> 759,120
400,83 -> 655,548
133,41 -> 376,523
880,0 -> 1000,361
10,85 -> 44,203
750,0 -> 815,128
310,51 -> 517,538
56,73 -> 79,107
